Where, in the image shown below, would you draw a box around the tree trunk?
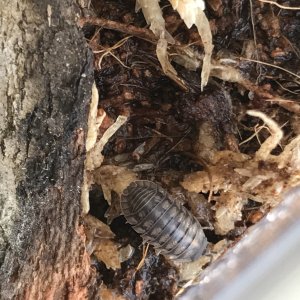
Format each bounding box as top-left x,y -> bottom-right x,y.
0,0 -> 93,299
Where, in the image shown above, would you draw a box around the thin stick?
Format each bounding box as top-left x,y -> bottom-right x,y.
79,17 -> 157,43
282,35 -> 300,59
79,17 -> 199,57
94,36 -> 132,69
249,0 -> 257,51
273,79 -> 299,95
239,124 -> 265,146
135,243 -> 150,272
240,57 -> 300,81
270,98 -> 300,115
259,0 -> 300,10
249,0 -> 262,81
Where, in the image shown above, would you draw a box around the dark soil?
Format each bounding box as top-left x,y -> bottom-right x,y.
80,0 -> 300,299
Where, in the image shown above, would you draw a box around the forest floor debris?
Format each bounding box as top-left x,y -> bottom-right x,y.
78,0 -> 300,299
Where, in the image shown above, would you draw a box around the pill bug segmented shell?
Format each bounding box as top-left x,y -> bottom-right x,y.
121,180 -> 207,262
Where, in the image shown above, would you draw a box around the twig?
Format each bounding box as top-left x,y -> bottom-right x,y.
79,17 -> 203,65
239,124 -> 265,146
249,0 -> 262,81
269,98 -> 300,115
249,0 -> 257,52
272,79 -> 299,95
135,243 -> 150,272
282,35 -> 300,59
240,57 -> 300,81
78,17 -> 157,43
79,17 -> 189,90
259,0 -> 300,10
94,36 -> 132,69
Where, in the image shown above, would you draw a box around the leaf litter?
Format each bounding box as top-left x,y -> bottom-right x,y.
78,0 -> 300,299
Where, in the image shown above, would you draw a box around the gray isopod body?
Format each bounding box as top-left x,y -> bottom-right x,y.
121,180 -> 207,262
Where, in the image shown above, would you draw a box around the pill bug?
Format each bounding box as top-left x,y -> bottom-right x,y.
121,180 -> 207,262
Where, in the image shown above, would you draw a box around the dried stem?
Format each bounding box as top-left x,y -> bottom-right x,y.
240,57 -> 300,81
259,0 -> 300,10
247,110 -> 283,160
135,243 -> 150,272
78,17 -> 157,43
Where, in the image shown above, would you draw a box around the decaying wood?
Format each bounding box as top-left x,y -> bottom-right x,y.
0,0 -> 94,299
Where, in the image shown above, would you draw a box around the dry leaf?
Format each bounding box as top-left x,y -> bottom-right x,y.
137,0 -> 212,89
214,192 -> 246,235
177,255 -> 211,282
169,0 -> 213,90
93,165 -> 137,205
84,215 -> 134,270
99,283 -> 127,300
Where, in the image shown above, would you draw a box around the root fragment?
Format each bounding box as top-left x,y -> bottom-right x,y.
259,0 -> 300,10
86,115 -> 128,171
246,110 -> 283,161
135,243 -> 150,272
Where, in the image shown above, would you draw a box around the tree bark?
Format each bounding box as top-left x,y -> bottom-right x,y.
0,0 -> 93,299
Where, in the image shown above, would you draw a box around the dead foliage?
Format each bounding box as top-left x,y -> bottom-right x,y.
78,0 -> 300,298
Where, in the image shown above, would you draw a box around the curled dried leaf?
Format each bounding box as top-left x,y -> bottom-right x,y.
93,165 -> 137,205
169,0 -> 213,90
137,0 -> 212,89
84,215 -> 121,270
156,38 -> 187,90
214,192 -> 246,235
177,255 -> 211,282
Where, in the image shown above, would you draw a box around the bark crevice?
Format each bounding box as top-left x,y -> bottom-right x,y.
0,0 -> 93,299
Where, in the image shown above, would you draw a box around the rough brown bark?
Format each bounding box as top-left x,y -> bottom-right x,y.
0,0 -> 93,299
